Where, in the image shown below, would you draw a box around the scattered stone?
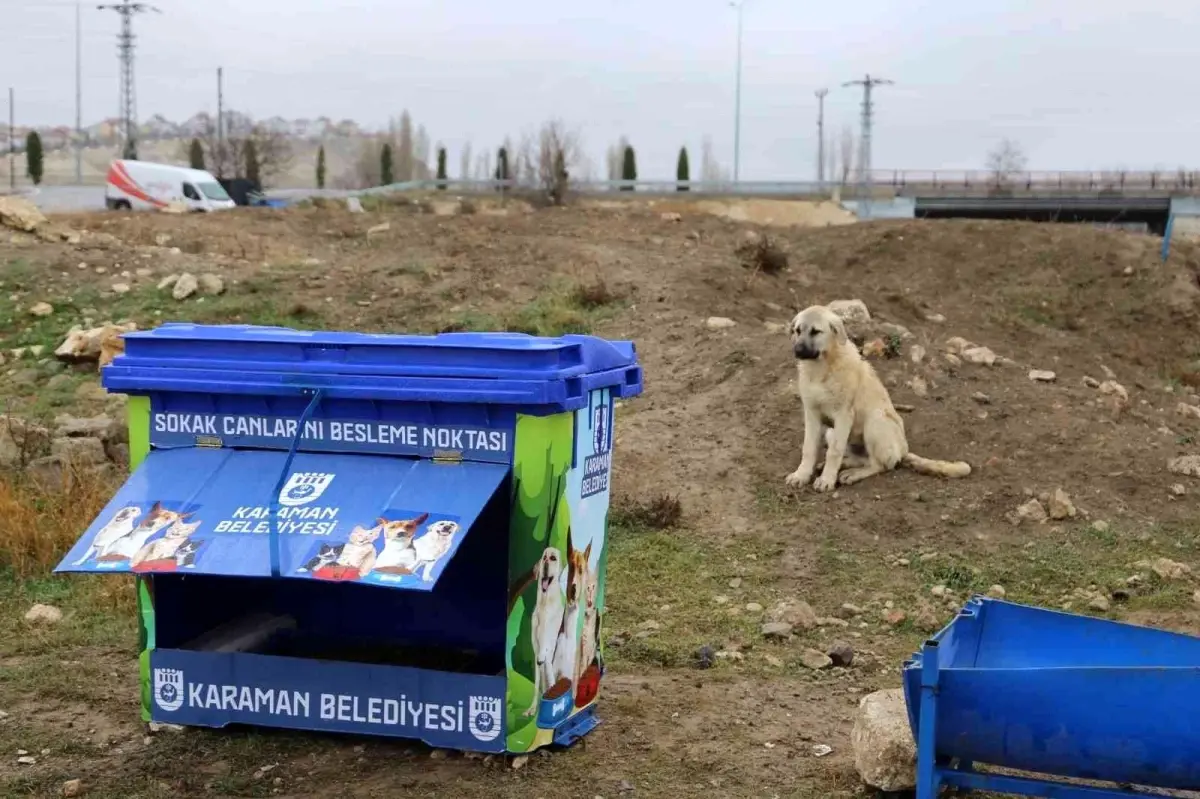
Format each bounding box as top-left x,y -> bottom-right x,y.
157,274 -> 179,290
1099,380 -> 1129,404
925,313 -> 946,323
761,621 -> 794,640
961,346 -> 997,366
861,338 -> 886,359
1082,376 -> 1101,388
728,577 -> 742,589
827,640 -> 854,667
1089,595 -> 1111,612
111,283 -> 131,295
971,391 -> 991,405
987,585 -> 1007,599
769,599 -> 819,630
1029,369 -> 1057,383
55,322 -> 136,366
1168,455 -> 1200,478
1178,403 -> 1200,420
705,316 -> 736,330
1171,483 -> 1187,496
909,345 -> 926,364
883,609 -> 907,627
1091,520 -> 1111,534
764,321 -> 787,335
0,196 -> 48,231
660,212 -> 682,222
1133,557 -> 1191,581
914,607 -> 941,633
345,197 -> 364,213
510,755 -> 528,771
1047,488 -> 1076,520
62,779 -> 84,797
172,273 -> 199,300
812,744 -> 833,757
907,376 -> 928,398
944,336 -> 973,354
196,274 -> 225,296
745,602 -> 763,612
944,353 -> 962,368
17,755 -> 36,766
0,415 -> 50,468
879,322 -> 913,340
840,603 -> 864,617
636,619 -> 661,632
828,299 -> 871,323
1011,498 -> 1048,525
365,221 -> 391,237
24,603 -> 63,624
51,436 -> 108,466
30,301 -> 54,318
801,648 -> 834,670
852,688 -> 916,791
1193,589 -> 1200,606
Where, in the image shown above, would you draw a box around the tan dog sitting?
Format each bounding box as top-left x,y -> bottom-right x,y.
784,304 -> 970,492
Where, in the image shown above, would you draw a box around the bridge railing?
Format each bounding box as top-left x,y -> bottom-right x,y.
869,169 -> 1200,194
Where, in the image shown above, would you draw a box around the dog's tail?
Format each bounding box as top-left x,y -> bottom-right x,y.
902,452 -> 971,479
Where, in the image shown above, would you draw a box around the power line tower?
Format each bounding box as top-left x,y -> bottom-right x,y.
842,73 -> 893,214
97,0 -> 160,161
814,88 -> 828,187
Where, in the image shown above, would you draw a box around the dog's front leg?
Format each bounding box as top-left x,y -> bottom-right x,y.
785,406 -> 825,488
814,413 -> 851,492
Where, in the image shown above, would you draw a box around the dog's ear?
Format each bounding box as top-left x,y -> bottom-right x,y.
830,314 -> 848,345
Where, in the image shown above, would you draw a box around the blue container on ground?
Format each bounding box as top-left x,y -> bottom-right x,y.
55,323 -> 643,756
904,595 -> 1200,798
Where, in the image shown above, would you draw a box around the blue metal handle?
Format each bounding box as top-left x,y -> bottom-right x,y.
268,388 -> 325,577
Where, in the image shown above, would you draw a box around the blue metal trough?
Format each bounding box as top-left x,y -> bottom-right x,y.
903,596 -> 1200,799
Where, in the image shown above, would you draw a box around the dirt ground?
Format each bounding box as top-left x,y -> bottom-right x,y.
4,197 -> 1200,798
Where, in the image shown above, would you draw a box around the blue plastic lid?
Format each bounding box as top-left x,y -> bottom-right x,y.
103,324 -> 643,412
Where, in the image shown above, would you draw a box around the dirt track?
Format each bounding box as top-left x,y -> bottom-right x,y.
4,198 -> 1200,797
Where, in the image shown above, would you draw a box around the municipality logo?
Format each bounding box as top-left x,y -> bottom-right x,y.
153,668 -> 185,712
468,696 -> 501,742
278,472 -> 335,507
592,403 -> 610,455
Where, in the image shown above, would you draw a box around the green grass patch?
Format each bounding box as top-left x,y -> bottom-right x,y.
439,279 -> 624,337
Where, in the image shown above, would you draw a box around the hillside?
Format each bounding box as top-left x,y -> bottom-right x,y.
2,200 -> 1200,797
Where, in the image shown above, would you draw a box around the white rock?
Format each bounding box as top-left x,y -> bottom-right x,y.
1047,488 -> 1076,520
198,274 -> 225,296
924,313 -> 946,323
944,336 -> 973,354
24,603 -> 63,624
987,584 -> 1007,599
366,221 -> 391,236
0,196 -> 48,231
909,345 -> 926,364
157,274 -> 179,290
1177,403 -> 1200,420
961,346 -> 997,366
852,688 -> 915,791
1133,557 -> 1191,581
111,283 -> 131,295
1029,369 -> 1057,383
1099,380 -> 1129,404
30,302 -> 54,317
660,212 -> 682,222
172,273 -> 199,300
706,316 -> 737,330
346,197 -> 364,213
1013,498 -> 1047,524
1168,455 -> 1200,479
828,299 -> 871,323
907,376 -> 928,398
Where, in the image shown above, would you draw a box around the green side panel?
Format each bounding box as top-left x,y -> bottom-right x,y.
127,395 -> 151,469
128,395 -> 153,720
505,411 -> 573,752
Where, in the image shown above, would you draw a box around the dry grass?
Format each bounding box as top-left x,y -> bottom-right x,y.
734,233 -> 790,276
611,493 -> 684,530
0,467 -> 119,578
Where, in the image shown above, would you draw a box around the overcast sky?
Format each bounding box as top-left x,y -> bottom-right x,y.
3,0 -> 1197,180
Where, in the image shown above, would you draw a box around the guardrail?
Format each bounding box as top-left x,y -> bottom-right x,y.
868,169 -> 1200,192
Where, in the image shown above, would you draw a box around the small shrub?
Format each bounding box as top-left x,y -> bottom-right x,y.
572,278 -> 619,309
0,468 -> 120,577
459,198 -> 478,215
612,494 -> 683,530
735,233 -> 789,275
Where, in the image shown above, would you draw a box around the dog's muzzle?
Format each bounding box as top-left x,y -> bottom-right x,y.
793,343 -> 819,360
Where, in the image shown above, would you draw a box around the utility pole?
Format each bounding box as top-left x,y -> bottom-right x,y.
75,1 -> 83,183
97,0 -> 161,162
217,66 -> 224,178
842,73 -> 893,217
815,88 -> 828,187
7,88 -> 13,192
730,0 -> 745,184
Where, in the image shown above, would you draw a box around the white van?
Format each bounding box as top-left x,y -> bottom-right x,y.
105,160 -> 236,212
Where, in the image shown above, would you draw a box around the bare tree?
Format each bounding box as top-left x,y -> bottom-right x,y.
414,125 -> 431,180
459,143 -> 472,181
396,111 -> 415,182
699,135 -> 728,184
605,136 -> 630,184
985,138 -> 1027,183
355,138 -> 384,188
190,115 -> 293,187
838,126 -> 856,185
536,120 -> 583,205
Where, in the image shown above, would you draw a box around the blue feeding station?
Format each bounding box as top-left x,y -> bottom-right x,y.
55,323 -> 643,756
904,595 -> 1200,799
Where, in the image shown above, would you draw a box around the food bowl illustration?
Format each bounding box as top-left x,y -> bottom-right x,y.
536,677 -> 574,728
574,664 -> 601,708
